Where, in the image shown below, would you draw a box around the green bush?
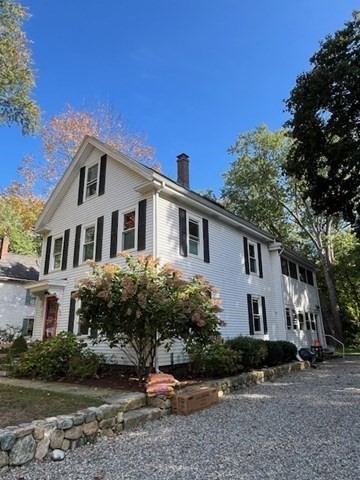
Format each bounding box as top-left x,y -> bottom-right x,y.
8,335 -> 28,358
276,340 -> 297,363
264,341 -> 284,366
226,336 -> 268,370
7,332 -> 104,380
189,340 -> 242,377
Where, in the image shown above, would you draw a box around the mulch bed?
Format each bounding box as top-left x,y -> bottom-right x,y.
57,366 -> 203,392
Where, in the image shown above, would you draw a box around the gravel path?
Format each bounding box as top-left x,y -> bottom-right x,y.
4,358 -> 360,480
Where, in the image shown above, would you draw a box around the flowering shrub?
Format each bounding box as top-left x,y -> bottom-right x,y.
7,332 -> 104,380
74,254 -> 223,381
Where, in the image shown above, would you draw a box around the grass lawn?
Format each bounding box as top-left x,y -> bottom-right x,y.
336,347 -> 360,355
0,384 -> 103,428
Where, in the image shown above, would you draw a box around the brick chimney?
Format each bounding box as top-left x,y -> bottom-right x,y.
0,237 -> 9,260
177,153 -> 190,188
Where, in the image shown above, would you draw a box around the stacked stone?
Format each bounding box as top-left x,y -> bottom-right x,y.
0,393 -> 162,476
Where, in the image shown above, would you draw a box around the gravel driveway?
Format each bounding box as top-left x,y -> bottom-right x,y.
4,357 -> 360,480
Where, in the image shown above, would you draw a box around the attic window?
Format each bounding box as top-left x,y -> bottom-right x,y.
85,164 -> 98,199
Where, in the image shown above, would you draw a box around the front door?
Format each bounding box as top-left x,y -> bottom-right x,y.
43,296 -> 58,339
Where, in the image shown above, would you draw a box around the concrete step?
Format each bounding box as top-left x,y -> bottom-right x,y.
123,406 -> 161,430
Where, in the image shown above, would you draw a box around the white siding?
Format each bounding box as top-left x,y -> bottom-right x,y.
0,281 -> 35,331
282,272 -> 325,348
156,195 -> 280,365
34,148 -> 153,365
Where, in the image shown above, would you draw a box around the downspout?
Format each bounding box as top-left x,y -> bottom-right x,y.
153,182 -> 165,373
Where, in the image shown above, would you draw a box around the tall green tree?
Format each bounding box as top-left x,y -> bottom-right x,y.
0,0 -> 40,134
285,12 -> 360,230
222,124 -> 344,340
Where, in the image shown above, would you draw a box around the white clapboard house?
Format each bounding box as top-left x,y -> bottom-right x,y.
27,136 -> 326,366
0,237 -> 39,337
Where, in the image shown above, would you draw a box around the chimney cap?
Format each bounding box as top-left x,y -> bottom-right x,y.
177,153 -> 189,160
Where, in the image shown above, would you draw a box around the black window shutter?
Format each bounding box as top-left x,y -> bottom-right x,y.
257,242 -> 263,278
78,167 -> 86,205
179,208 -> 187,257
262,296 -> 268,334
247,293 -> 254,335
137,199 -> 147,251
244,237 -> 250,274
68,293 -> 76,333
73,225 -> 82,267
110,210 -> 119,258
203,218 -> 210,263
95,216 -> 104,262
61,229 -> 70,271
44,236 -> 52,275
99,154 -> 107,196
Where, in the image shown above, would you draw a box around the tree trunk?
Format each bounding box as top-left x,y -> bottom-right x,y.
320,257 -> 343,341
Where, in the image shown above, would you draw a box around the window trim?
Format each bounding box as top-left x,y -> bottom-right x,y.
74,298 -> 97,338
22,317 -> 34,337
82,223 -> 96,263
285,307 -> 292,330
248,241 -> 258,275
188,214 -> 202,258
120,206 -> 138,252
51,235 -> 64,271
84,162 -> 99,201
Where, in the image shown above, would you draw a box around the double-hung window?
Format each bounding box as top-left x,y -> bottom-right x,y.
85,164 -> 99,199
122,210 -> 136,250
310,313 -> 317,331
248,242 -> 258,274
252,297 -> 262,332
298,312 -> 305,330
83,225 -> 95,261
285,307 -> 292,329
52,236 -> 63,270
188,217 -> 200,256
292,309 -> 299,329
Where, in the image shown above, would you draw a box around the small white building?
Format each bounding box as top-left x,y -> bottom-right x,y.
27,136 -> 325,365
0,237 -> 39,337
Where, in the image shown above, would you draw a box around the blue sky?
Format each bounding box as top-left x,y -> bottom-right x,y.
0,0 -> 358,195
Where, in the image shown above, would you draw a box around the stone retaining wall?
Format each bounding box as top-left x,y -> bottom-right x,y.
0,361 -> 308,475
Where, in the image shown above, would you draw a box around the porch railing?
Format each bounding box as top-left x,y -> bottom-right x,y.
324,334 -> 345,358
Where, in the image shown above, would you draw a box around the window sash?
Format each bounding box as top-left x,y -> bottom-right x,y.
188,218 -> 200,256
248,243 -> 257,274
305,313 -> 311,330
298,312 -> 305,330
252,298 -> 262,332
298,266 -> 307,283
122,210 -> 136,250
85,164 -> 98,199
292,309 -> 299,329
53,237 -> 63,269
286,308 -> 292,329
289,262 -> 298,279
83,226 -> 95,261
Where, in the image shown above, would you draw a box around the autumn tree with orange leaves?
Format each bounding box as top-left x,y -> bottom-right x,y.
1,103 -> 156,255
20,103 -> 156,195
